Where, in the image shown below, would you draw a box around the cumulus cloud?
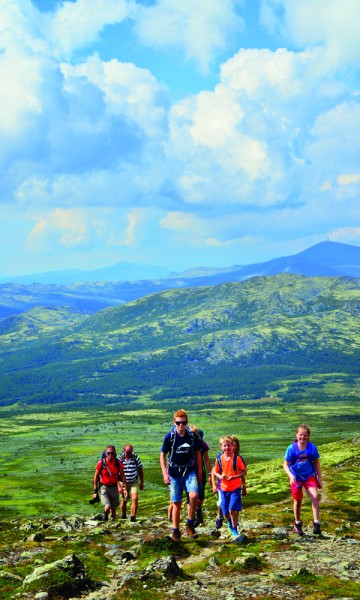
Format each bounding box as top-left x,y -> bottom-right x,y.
1,0 -> 360,271
260,0 -> 360,67
160,211 -> 201,231
45,0 -> 135,59
27,208 -> 91,249
135,0 -> 244,73
109,208 -> 142,247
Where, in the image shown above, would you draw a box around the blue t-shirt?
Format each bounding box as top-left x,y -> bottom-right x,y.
285,442 -> 320,481
162,429 -> 201,477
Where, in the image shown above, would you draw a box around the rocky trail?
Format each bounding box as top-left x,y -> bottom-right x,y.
1,501 -> 359,600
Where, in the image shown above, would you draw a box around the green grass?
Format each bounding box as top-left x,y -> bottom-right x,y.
0,398 -> 359,519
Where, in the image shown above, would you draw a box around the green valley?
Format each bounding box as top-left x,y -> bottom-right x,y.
0,274 -> 360,407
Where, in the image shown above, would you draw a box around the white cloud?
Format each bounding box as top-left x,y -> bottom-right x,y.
45,0 -> 134,59
27,208 -> 90,249
61,55 -> 167,137
135,0 -> 244,73
337,174 -> 360,186
260,0 -> 360,67
160,211 -> 201,232
330,227 -> 360,243
109,208 -> 142,247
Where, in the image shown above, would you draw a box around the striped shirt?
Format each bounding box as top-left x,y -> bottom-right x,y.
120,452 -> 143,483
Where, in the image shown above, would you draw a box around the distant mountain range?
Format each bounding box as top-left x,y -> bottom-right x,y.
0,262 -> 171,285
1,240 -> 360,319
1,273 -> 360,406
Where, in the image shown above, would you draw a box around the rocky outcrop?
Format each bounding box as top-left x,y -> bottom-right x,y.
0,509 -> 359,599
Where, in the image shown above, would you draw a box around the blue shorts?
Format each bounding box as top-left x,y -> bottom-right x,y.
220,488 -> 242,514
170,471 -> 198,503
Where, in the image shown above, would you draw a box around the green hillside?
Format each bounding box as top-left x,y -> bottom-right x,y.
1,274 -> 360,406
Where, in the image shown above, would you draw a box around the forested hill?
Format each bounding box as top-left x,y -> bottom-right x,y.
1,273 -> 360,407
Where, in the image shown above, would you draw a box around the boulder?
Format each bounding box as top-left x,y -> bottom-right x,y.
23,552 -> 87,596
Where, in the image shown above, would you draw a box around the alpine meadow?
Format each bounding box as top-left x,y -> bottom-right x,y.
0,268 -> 360,599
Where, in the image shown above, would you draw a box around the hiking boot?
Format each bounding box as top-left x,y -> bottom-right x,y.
185,523 -> 199,539
313,521 -> 321,535
171,529 -> 181,542
231,527 -> 239,538
293,521 -> 304,536
130,515 -> 136,522
103,513 -> 109,522
215,517 -> 223,529
121,514 -> 127,519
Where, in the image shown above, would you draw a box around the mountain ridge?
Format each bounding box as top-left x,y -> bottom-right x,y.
1,241 -> 360,319
1,273 -> 360,407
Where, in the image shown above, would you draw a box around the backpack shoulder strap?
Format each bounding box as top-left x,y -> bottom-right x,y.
307,442 -> 314,459
216,452 -> 223,473
168,426 -> 176,463
290,441 -> 299,465
233,452 -> 238,472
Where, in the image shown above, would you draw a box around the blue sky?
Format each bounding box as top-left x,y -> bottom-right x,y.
1,0 -> 360,276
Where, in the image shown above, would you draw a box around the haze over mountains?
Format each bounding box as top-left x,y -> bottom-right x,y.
1,240 -> 360,320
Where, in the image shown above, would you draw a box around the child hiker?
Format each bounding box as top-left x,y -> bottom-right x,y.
231,435 -> 247,497
283,424 -> 322,536
213,435 -> 247,540
212,435 -> 247,529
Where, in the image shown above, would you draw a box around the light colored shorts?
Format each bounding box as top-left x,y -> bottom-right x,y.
125,481 -> 139,496
291,476 -> 318,501
170,471 -> 198,503
216,489 -> 222,508
100,484 -> 119,510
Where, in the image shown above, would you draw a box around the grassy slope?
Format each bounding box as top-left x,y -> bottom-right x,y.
1,274 -> 360,406
0,401 -> 359,520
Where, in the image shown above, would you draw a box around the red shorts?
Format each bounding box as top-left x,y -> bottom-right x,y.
290,476 -> 317,501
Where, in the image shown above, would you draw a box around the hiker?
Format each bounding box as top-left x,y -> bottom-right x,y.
283,424 -> 322,536
231,435 -> 247,497
119,444 -> 144,522
213,435 -> 247,539
189,425 -> 212,527
93,445 -> 127,521
212,434 -> 247,529
160,409 -> 202,541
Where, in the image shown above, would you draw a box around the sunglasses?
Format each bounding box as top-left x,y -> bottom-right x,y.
175,421 -> 187,426
106,451 -> 115,455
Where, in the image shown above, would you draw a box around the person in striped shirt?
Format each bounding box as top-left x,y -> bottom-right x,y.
119,444 -> 144,522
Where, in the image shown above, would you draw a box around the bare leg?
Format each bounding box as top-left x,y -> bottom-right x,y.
120,498 -> 127,517
168,502 -> 173,521
307,487 -> 320,522
229,509 -> 238,529
294,499 -> 302,522
187,492 -> 198,521
131,492 -> 139,517
172,501 -> 182,529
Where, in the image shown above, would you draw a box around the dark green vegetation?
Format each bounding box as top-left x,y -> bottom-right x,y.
1,274 -> 360,407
